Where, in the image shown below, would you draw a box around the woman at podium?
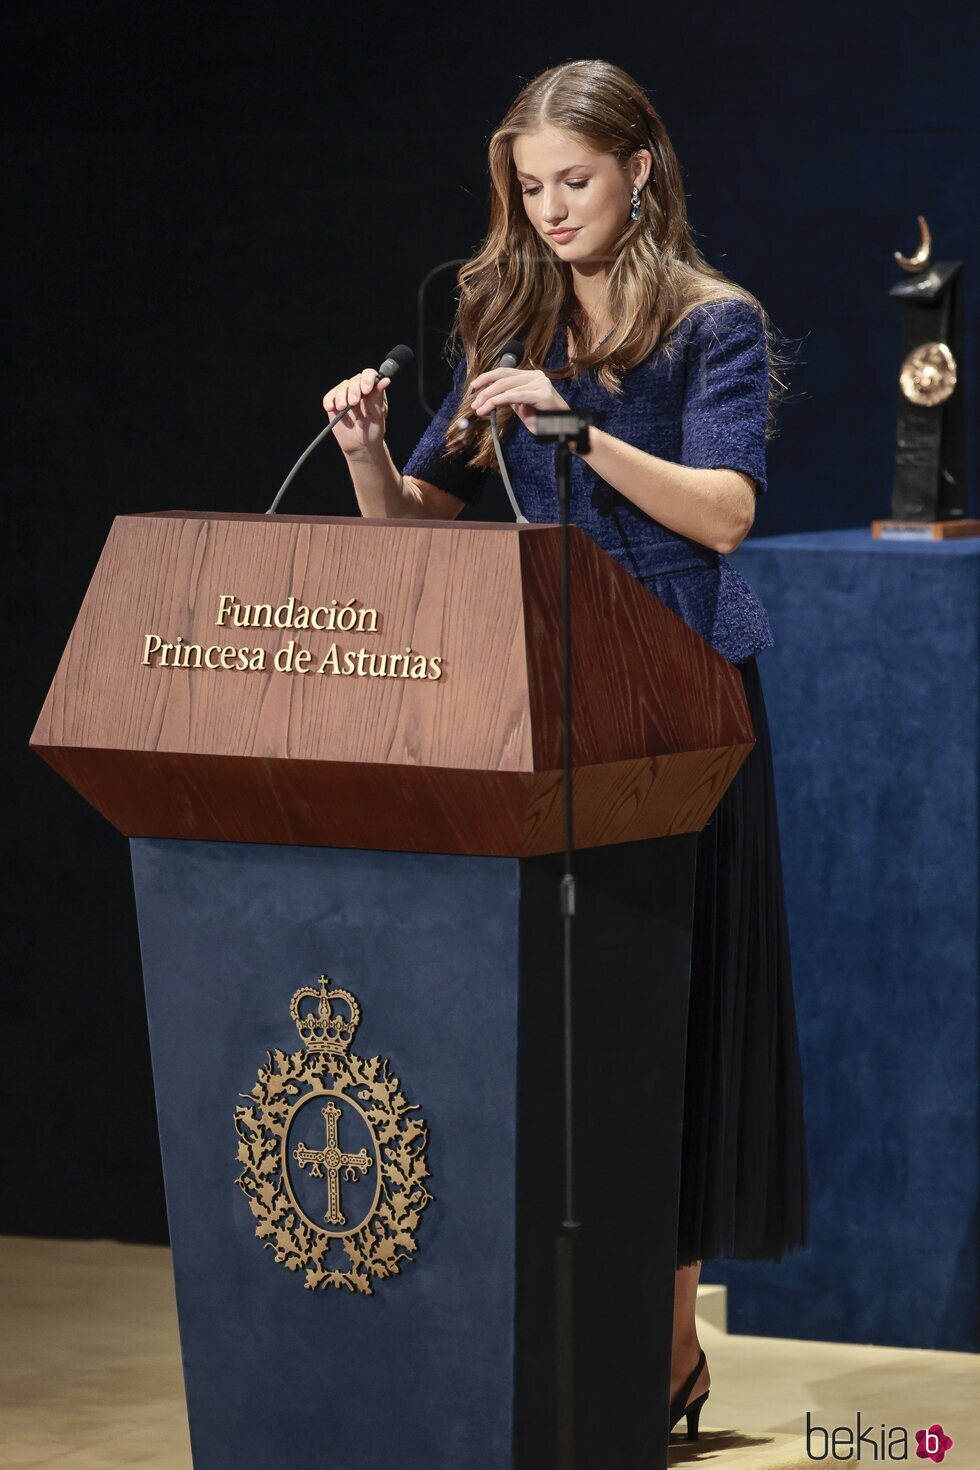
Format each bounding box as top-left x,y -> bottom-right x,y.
322,58 -> 809,1440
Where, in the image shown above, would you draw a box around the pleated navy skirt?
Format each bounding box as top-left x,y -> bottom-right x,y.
675,655 -> 810,1267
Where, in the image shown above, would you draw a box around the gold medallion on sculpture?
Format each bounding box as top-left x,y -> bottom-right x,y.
234,975 -> 433,1292
899,342 -> 957,407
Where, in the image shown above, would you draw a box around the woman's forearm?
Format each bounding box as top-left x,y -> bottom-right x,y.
575,428 -> 756,555
345,443 -> 416,518
468,365 -> 758,554
345,445 -> 465,521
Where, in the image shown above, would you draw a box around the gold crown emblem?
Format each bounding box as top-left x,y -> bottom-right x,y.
289,976 -> 361,1056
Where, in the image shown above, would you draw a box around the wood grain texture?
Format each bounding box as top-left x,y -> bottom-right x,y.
871,517 -> 980,540
31,513 -> 755,854
518,529 -> 750,768
31,744 -> 751,855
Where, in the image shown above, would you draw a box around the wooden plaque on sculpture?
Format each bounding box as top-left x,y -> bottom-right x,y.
31,512 -> 754,855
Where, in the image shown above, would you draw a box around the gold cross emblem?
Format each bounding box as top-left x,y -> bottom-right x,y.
236,976 -> 433,1292
293,1101 -> 373,1227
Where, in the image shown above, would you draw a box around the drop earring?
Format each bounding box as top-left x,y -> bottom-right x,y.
630,185 -> 641,221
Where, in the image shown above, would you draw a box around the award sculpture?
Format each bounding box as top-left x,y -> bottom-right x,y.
873,215 -> 977,540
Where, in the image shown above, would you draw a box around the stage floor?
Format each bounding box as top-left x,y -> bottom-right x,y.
1,1236 -> 976,1468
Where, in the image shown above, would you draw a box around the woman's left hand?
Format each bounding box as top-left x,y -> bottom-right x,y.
469,368 -> 569,432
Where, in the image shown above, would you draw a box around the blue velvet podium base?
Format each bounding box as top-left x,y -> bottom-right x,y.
131,833 -> 698,1470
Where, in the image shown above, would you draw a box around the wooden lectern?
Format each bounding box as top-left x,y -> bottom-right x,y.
32,511 -> 754,1470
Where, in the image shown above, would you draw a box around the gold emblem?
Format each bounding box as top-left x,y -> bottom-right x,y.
234,976 -> 433,1292
899,342 -> 958,407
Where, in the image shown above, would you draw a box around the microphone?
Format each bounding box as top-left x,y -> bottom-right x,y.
454,340 -> 524,432
266,343 -> 415,514
376,343 -> 414,382
498,338 -> 523,370
490,339 -> 528,524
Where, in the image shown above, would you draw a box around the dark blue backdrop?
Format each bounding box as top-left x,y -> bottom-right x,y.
5,2 -> 978,1248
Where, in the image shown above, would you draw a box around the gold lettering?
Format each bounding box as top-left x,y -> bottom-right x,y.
336,600 -> 358,633
274,640 -> 297,672
317,643 -> 341,675
143,604 -> 442,682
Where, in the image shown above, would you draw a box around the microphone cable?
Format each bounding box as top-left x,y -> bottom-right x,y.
490,339 -> 528,524
266,343 -> 414,514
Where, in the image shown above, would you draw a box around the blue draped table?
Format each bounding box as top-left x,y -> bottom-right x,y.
703,528 -> 979,1352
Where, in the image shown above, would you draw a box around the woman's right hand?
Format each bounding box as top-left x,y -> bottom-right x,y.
322,368 -> 390,457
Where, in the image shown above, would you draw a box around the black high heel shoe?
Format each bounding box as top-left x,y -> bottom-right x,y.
668,1347 -> 710,1441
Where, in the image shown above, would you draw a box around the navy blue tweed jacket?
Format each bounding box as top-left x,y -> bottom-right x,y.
403,297 -> 774,665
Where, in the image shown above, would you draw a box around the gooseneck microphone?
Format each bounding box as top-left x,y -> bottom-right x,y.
490,338 -> 528,524
266,343 -> 415,514
376,343 -> 415,381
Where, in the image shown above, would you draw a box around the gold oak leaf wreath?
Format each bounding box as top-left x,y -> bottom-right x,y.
234,1045 -> 433,1293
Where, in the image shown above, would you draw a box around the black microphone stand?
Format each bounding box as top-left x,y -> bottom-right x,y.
534,408 -> 592,1470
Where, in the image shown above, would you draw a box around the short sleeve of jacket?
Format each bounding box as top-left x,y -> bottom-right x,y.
680,300 -> 769,495
402,357 -> 495,504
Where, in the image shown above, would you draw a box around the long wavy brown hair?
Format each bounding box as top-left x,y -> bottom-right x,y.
444,59 -> 789,468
